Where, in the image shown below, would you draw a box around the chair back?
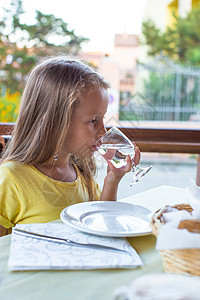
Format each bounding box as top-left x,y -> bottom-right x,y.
0,135 -> 11,157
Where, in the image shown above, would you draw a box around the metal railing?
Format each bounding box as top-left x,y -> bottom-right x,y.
120,55 -> 200,122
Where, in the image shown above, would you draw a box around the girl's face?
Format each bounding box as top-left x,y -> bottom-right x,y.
63,87 -> 109,158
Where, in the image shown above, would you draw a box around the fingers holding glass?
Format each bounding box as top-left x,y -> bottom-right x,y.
96,126 -> 152,186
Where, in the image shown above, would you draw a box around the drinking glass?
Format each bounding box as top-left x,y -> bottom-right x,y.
96,126 -> 152,186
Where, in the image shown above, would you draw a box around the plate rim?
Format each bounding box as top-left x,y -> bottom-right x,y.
60,201 -> 152,237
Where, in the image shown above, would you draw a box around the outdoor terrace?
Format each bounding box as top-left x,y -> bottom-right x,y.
1,121 -> 199,200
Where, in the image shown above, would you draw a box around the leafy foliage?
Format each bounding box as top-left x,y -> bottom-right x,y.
0,90 -> 21,122
142,5 -> 200,65
0,0 -> 89,93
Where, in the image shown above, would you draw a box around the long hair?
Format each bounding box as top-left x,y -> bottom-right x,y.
2,56 -> 109,199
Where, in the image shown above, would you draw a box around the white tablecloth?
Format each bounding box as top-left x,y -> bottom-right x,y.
0,185 -> 188,300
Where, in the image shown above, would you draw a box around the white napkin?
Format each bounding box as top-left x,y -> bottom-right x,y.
186,177 -> 200,211
156,178 -> 200,251
8,223 -> 143,271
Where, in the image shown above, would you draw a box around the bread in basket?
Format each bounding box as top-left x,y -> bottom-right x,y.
151,203 -> 200,276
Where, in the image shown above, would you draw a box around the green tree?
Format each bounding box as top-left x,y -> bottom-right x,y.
142,5 -> 200,65
0,0 -> 89,92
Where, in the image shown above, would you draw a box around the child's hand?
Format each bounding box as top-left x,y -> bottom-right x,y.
105,146 -> 141,184
132,146 -> 141,166
100,146 -> 141,201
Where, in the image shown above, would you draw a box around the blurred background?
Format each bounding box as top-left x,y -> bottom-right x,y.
0,0 -> 199,198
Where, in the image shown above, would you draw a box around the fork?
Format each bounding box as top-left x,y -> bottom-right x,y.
13,228 -> 130,254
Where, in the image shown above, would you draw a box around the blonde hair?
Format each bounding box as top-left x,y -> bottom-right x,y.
2,56 -> 109,199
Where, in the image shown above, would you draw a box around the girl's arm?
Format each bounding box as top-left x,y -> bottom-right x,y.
100,147 -> 140,201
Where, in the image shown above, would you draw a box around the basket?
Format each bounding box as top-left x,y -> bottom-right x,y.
151,203 -> 200,276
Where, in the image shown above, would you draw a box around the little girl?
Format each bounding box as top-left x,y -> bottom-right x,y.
0,56 -> 140,236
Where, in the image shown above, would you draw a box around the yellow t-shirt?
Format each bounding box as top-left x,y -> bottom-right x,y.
0,161 -> 101,228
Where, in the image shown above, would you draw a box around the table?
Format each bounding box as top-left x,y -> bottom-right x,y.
0,186 -> 188,300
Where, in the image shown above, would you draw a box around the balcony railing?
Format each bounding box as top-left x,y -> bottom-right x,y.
1,122 -> 200,154
1,122 -> 200,184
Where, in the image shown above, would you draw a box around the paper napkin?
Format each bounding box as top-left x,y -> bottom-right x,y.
186,177 -> 200,211
8,223 -> 143,271
156,178 -> 200,250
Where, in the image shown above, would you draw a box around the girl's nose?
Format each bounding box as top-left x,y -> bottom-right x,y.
101,125 -> 107,136
96,125 -> 106,141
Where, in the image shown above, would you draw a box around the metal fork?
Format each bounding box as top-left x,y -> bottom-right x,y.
13,228 -> 129,254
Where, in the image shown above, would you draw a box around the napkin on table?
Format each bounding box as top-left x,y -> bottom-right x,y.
8,223 -> 143,271
156,178 -> 200,250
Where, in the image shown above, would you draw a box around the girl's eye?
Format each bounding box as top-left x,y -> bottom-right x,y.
90,118 -> 97,124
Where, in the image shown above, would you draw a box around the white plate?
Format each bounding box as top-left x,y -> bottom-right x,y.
60,201 -> 152,237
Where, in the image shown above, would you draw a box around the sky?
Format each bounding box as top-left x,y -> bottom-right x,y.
0,0 -> 148,53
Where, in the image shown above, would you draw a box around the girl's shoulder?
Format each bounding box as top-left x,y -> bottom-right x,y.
0,161 -> 30,177
0,162 -> 43,188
